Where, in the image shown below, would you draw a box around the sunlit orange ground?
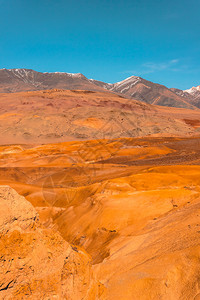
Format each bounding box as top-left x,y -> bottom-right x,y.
1,137 -> 200,299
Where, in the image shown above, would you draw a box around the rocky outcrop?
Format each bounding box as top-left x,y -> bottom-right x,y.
0,186 -> 104,299
0,186 -> 38,235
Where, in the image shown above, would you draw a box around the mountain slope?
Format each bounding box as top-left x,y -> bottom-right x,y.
106,76 -> 196,109
0,68 -> 107,93
171,85 -> 200,108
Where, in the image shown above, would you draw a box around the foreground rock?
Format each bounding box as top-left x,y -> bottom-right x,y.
0,186 -> 104,299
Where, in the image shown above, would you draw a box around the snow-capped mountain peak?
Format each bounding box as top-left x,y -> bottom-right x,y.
184,85 -> 200,95
44,72 -> 84,78
113,76 -> 140,87
110,76 -> 141,93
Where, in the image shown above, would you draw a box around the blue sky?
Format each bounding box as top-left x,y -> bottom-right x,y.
0,0 -> 200,89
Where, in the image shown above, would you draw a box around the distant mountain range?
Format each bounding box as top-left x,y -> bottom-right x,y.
0,68 -> 106,93
0,68 -> 199,109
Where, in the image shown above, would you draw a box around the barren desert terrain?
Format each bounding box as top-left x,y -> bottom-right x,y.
1,134 -> 200,299
1,89 -> 200,299
1,0 -> 200,297
1,89 -> 200,145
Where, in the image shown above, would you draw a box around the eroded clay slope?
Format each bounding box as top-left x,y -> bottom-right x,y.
1,138 -> 200,299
